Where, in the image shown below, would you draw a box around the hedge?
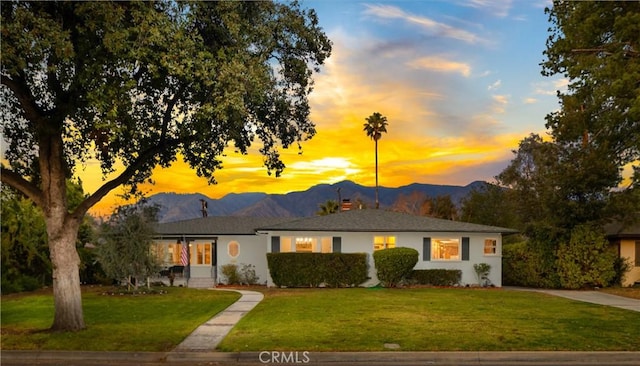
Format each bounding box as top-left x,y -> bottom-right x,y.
408,269 -> 461,286
267,253 -> 368,288
372,247 -> 419,287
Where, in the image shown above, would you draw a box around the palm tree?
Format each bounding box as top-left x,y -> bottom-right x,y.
363,112 -> 388,209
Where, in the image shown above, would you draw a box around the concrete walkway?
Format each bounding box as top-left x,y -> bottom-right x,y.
507,287 -> 640,312
172,289 -> 264,352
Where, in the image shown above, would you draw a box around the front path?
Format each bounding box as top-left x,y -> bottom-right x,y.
172,289 -> 264,352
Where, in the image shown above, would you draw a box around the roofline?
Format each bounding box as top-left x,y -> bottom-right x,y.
259,228 -> 517,234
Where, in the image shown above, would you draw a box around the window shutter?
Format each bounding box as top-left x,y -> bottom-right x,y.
271,236 -> 280,253
423,237 -> 431,261
462,237 -> 470,261
332,237 -> 342,253
635,241 -> 640,267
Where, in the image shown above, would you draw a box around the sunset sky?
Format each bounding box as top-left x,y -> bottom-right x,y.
75,0 -> 565,215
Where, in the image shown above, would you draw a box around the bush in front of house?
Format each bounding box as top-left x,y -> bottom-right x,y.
373,247 -> 419,287
221,263 -> 261,285
267,253 -> 368,288
322,253 -> 369,287
408,269 -> 461,286
221,264 -> 242,285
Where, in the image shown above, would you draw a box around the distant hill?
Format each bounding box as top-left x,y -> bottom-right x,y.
147,180 -> 488,223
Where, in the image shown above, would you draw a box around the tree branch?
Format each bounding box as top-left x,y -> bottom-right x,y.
1,74 -> 47,125
72,137 -> 183,218
0,167 -> 45,207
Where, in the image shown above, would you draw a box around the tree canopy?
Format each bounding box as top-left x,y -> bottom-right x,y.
489,1 -> 640,288
1,1 -> 331,331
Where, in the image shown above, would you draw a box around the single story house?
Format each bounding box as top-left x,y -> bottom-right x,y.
606,221 -> 640,287
153,209 -> 518,288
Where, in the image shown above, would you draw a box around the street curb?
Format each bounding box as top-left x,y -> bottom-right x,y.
4,351 -> 640,365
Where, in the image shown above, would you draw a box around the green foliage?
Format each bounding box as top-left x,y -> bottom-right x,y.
556,224 -> 617,289
221,264 -> 242,285
267,253 -> 368,288
542,1 -> 640,180
408,269 -> 461,286
372,247 -> 419,287
95,204 -> 160,289
1,182 -> 100,293
611,257 -> 632,287
1,0 -> 331,329
1,187 -> 50,293
221,263 -> 260,285
473,263 -> 492,286
502,241 -> 561,288
317,200 -> 339,216
460,183 -> 517,228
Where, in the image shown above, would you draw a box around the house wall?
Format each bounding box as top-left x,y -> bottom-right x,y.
216,234 -> 270,286
620,239 -> 640,287
265,231 -> 503,287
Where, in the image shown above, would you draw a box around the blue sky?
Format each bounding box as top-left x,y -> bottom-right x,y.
77,0 -> 568,214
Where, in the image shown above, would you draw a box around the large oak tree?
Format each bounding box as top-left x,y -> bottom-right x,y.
1,1 -> 331,331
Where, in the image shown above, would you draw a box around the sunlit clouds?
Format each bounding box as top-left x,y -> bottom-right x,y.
363,4 -> 486,44
79,1 -> 562,215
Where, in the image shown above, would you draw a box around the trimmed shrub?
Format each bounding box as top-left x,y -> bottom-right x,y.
408,269 -> 461,286
373,247 -> 419,287
267,253 -> 368,288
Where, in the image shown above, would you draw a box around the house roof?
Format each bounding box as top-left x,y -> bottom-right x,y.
605,221 -> 640,239
257,209 -> 518,234
154,216 -> 296,236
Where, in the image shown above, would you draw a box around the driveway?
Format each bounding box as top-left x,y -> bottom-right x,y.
507,287 -> 640,312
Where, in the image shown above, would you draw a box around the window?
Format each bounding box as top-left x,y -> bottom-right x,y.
374,236 -> 396,251
431,238 -> 460,260
484,239 -> 498,255
635,241 -> 640,267
295,237 -> 313,252
280,236 -> 333,253
192,243 -> 212,265
228,241 -> 239,258
153,243 -> 183,265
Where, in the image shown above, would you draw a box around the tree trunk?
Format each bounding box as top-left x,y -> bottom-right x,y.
375,138 -> 379,209
48,216 -> 85,331
41,129 -> 86,332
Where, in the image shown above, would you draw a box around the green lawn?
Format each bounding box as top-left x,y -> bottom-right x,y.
3,287 -> 640,352
1,286 -> 240,351
218,288 -> 640,352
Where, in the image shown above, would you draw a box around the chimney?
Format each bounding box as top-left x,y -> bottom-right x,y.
341,199 -> 352,211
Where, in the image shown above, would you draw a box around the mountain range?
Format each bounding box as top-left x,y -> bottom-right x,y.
148,180 -> 487,223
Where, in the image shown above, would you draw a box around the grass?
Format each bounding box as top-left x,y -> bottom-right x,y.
3,286 -> 640,352
217,288 -> 640,352
1,286 -> 240,351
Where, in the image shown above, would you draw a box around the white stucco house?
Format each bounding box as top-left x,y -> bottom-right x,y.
153,209 -> 517,288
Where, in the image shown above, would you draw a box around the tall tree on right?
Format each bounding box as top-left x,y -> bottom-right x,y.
540,1 -> 640,227
363,112 -> 389,209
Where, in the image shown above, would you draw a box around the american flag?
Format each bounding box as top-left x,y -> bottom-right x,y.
180,241 -> 189,266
